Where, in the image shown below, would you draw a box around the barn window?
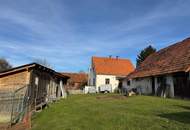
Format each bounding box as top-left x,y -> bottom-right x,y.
105,78 -> 110,84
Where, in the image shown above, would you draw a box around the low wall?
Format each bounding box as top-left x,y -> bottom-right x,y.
67,90 -> 84,95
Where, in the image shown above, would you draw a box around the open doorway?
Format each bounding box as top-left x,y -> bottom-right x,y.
151,77 -> 155,95
173,72 -> 190,98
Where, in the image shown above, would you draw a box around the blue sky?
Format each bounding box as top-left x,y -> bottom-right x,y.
0,0 -> 190,72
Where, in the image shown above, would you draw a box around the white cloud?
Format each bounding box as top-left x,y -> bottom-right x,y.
0,0 -> 190,71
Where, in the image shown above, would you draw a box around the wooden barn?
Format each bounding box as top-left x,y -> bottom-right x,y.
0,63 -> 69,111
123,37 -> 190,98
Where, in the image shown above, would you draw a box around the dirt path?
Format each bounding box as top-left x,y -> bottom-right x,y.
0,123 -> 28,130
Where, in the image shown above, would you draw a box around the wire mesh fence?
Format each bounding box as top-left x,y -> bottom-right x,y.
11,86 -> 29,125
0,86 -> 29,126
0,91 -> 13,124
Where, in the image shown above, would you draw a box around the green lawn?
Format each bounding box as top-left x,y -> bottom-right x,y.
32,94 -> 190,130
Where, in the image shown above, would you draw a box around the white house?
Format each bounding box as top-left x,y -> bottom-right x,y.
122,37 -> 190,98
88,56 -> 134,92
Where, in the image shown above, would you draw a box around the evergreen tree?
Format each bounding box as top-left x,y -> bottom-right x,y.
136,45 -> 156,67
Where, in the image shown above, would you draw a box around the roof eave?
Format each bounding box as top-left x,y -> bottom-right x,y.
185,66 -> 190,72
0,63 -> 36,76
130,69 -> 190,79
0,63 -> 56,77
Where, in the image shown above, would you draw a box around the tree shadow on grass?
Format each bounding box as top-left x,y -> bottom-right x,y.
158,111 -> 190,124
173,105 -> 190,110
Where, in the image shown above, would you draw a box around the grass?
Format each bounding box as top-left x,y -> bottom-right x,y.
32,94 -> 190,130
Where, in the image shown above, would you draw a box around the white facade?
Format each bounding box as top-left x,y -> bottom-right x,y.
122,75 -> 175,97
122,78 -> 152,94
96,75 -> 119,92
88,68 -> 120,92
165,75 -> 174,98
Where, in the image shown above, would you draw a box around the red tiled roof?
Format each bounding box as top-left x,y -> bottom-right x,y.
129,37 -> 190,79
61,72 -> 88,83
92,56 -> 135,76
61,72 -> 88,90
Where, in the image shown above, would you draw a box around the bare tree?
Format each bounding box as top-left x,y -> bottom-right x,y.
0,58 -> 12,72
33,58 -> 52,69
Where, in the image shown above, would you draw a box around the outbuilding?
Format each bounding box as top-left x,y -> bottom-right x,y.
123,38 -> 190,98
0,63 -> 69,111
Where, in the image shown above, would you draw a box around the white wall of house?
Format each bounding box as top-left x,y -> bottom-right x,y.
88,65 -> 119,92
165,75 -> 174,98
122,75 -> 175,97
154,75 -> 174,98
122,77 -> 152,94
96,74 -> 119,92
132,78 -> 152,94
122,79 -> 134,89
122,78 -> 128,89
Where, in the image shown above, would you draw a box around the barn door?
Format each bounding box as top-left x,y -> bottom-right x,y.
173,72 -> 190,98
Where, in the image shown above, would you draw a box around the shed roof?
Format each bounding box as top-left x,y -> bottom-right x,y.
129,37 -> 190,79
0,63 -> 69,79
92,56 -> 135,76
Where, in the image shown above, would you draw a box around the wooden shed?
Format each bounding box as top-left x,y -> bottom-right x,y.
0,63 -> 69,111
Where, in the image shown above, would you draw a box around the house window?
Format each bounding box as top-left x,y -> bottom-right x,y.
105,78 -> 110,84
